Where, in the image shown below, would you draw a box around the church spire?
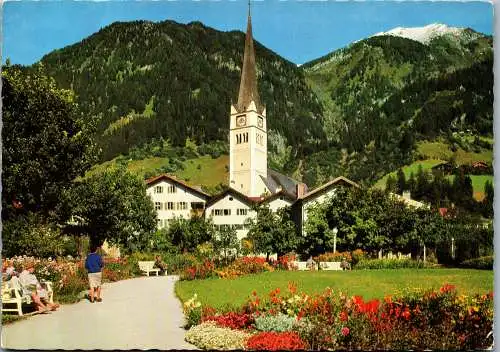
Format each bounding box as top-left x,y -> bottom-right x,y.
237,0 -> 262,112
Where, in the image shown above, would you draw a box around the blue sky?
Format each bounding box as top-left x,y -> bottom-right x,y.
2,0 -> 493,65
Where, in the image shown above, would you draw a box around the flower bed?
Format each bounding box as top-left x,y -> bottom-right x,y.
181,255 -> 297,281
182,282 -> 493,350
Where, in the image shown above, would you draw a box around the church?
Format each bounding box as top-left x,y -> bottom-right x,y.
146,6 -> 359,239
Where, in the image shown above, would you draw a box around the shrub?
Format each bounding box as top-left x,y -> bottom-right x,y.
246,331 -> 306,351
254,312 -> 298,332
460,256 -> 493,270
354,258 -> 431,269
181,259 -> 216,280
315,251 -> 352,263
183,294 -> 202,328
185,321 -> 251,350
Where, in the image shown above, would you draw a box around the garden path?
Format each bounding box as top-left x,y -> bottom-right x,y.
1,275 -> 196,350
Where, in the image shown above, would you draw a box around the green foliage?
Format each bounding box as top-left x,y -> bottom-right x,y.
1,65 -> 97,222
246,205 -> 300,258
63,167 -> 157,251
460,256 -> 493,270
303,31 -> 492,185
354,258 -> 430,269
1,213 -> 75,258
212,226 -> 240,265
304,187 -> 449,257
40,20 -> 325,162
166,216 -> 214,253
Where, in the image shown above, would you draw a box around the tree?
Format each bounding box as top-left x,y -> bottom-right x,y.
385,174 -> 397,193
246,205 -> 299,259
483,180 -> 494,218
166,216 -> 214,253
396,169 -> 406,194
63,167 -> 157,251
2,65 -> 97,221
212,226 -> 240,265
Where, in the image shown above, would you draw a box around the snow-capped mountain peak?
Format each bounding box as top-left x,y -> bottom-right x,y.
372,23 -> 464,44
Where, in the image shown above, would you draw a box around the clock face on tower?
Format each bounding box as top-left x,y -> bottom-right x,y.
236,116 -> 246,127
258,117 -> 263,128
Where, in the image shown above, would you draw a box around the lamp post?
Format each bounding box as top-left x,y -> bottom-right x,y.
451,237 -> 455,260
333,227 -> 338,253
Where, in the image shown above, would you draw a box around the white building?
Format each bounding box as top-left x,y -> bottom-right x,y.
205,188 -> 257,240
146,174 -> 210,228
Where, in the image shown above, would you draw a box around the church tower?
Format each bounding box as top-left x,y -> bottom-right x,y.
229,3 -> 268,197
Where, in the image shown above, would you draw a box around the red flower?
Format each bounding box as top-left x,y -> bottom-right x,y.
341,327 -> 350,336
246,332 -> 305,351
440,283 -> 456,293
340,311 -> 348,322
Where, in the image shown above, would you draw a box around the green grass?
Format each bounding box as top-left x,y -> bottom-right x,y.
175,269 -> 493,309
374,159 -> 444,189
83,154 -> 228,190
447,174 -> 493,200
177,155 -> 228,188
416,140 -> 493,165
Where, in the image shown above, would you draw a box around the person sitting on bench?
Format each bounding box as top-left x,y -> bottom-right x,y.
18,264 -> 59,312
154,255 -> 168,275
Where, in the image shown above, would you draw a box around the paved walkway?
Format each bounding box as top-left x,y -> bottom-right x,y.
1,276 -> 196,350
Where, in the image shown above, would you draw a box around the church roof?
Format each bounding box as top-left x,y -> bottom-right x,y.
260,168 -> 303,198
235,6 -> 263,113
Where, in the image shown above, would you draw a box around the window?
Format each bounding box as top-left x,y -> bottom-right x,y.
237,209 -> 248,216
166,202 -> 174,210
223,209 -> 231,216
155,202 -> 162,210
191,202 -> 205,210
229,197 -> 234,201
177,202 -> 187,210
154,186 -> 163,194
167,185 -> 176,193
214,209 -> 223,216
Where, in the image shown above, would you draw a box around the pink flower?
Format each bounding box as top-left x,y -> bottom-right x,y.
341,327 -> 350,336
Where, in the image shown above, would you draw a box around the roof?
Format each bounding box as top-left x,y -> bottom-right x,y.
235,7 -> 263,114
145,174 -> 210,199
259,189 -> 296,204
299,176 -> 360,203
206,187 -> 257,208
260,169 -> 303,198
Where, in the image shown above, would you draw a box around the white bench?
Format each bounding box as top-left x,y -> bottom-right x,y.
291,261 -> 318,271
319,262 -> 342,270
138,261 -> 161,276
2,276 -> 53,315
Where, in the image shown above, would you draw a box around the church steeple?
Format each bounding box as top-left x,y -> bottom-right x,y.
236,1 -> 262,113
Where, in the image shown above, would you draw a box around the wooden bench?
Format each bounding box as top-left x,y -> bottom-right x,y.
138,261 -> 161,276
2,276 -> 53,315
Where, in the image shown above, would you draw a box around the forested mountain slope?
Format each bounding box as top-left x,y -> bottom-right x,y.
40,20 -> 325,162
300,27 -> 493,185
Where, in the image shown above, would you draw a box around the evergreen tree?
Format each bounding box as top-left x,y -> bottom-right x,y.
396,169 -> 406,194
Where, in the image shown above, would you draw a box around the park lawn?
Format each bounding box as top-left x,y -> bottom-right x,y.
175,269 -> 493,310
